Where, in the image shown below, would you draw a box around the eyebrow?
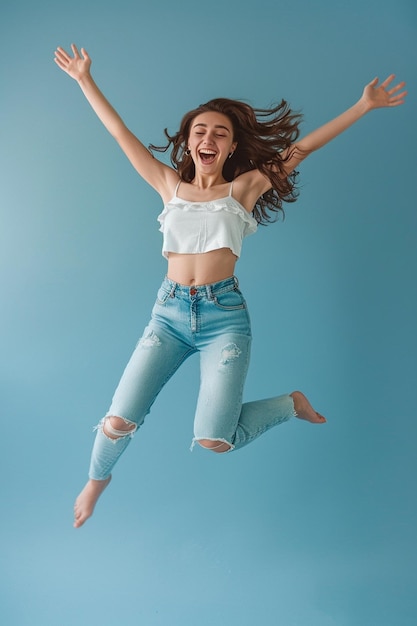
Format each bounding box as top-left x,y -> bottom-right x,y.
192,123 -> 231,133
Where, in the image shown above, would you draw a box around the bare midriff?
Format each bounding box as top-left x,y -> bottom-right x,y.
166,248 -> 237,286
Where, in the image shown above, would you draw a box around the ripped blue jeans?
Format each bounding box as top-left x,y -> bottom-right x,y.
89,276 -> 296,480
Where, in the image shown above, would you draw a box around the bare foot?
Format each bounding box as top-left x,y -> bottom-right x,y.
73,476 -> 112,528
290,390 -> 326,424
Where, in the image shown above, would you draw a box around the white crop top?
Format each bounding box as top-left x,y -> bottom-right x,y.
157,181 -> 257,259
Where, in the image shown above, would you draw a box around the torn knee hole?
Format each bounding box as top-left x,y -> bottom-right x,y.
103,416 -> 137,440
197,439 -> 232,453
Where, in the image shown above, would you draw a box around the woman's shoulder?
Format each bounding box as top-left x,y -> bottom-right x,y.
159,173 -> 182,205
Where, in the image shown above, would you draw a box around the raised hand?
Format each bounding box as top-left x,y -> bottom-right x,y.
54,44 -> 91,81
361,75 -> 407,110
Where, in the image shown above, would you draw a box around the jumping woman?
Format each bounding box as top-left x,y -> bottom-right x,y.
54,44 -> 406,528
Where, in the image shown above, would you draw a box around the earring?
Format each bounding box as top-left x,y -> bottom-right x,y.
228,152 -> 234,159
185,149 -> 191,156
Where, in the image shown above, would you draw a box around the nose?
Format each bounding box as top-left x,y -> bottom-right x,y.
203,131 -> 216,143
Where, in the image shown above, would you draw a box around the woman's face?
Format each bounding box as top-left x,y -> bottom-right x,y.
187,111 -> 237,175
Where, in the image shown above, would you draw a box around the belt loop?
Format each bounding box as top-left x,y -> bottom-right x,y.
169,281 -> 177,298
206,284 -> 213,300
234,276 -> 239,288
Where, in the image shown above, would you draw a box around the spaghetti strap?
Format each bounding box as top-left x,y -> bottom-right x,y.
174,180 -> 181,197
229,180 -> 234,197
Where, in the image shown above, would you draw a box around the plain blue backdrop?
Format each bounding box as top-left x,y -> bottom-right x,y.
1,0 -> 416,625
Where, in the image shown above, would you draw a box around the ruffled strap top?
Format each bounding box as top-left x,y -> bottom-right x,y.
157,181 -> 258,259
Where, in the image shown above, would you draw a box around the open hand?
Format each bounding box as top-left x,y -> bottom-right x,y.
54,44 -> 91,81
362,75 -> 407,110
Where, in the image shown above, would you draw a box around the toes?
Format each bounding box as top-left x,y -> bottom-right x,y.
73,511 -> 86,528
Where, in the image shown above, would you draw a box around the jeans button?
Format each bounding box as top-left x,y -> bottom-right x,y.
190,288 -> 197,296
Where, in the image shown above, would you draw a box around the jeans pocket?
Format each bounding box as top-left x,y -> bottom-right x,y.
155,286 -> 171,306
212,288 -> 246,311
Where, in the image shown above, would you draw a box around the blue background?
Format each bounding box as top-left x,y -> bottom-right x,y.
1,0 -> 416,624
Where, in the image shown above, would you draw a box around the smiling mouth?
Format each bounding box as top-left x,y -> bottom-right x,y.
199,150 -> 217,164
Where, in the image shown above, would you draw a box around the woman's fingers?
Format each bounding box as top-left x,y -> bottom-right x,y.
368,76 -> 379,88
365,74 -> 407,108
388,81 -> 406,96
380,75 -> 407,105
55,47 -> 70,62
388,90 -> 407,106
70,43 -> 80,58
54,49 -> 69,70
380,74 -> 396,89
54,44 -> 91,77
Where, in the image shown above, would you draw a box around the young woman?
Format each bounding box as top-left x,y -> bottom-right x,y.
54,45 -> 406,528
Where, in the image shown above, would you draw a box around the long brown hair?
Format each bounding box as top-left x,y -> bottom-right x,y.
149,98 -> 303,224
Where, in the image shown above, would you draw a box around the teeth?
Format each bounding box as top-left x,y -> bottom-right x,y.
200,150 -> 216,155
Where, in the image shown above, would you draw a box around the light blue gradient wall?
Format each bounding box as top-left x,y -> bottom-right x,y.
1,1 -> 416,625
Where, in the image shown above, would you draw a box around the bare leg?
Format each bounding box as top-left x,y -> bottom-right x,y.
73,416 -> 136,528
73,476 -> 112,528
290,390 -> 326,424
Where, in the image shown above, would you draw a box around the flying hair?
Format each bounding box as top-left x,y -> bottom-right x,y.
149,98 -> 303,224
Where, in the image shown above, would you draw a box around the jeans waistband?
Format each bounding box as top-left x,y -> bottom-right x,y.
163,275 -> 239,299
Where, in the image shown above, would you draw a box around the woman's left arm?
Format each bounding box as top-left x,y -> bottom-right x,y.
282,74 -> 407,174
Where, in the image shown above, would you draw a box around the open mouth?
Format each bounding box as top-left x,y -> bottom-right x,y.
198,150 -> 217,165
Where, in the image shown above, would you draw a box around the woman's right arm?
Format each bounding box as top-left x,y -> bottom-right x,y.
54,44 -> 178,197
